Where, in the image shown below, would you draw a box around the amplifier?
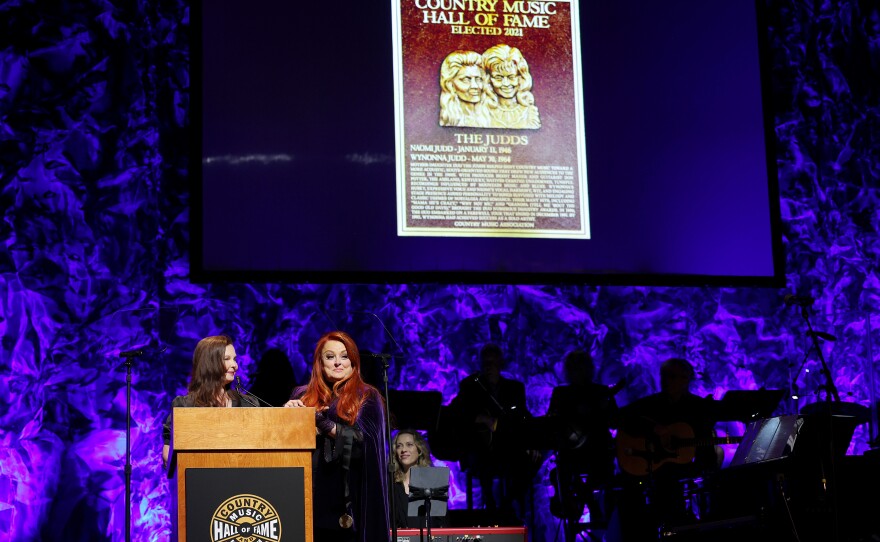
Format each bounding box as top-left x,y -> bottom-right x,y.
395,527 -> 528,542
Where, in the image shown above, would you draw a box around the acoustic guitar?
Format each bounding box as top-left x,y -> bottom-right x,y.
616,422 -> 741,476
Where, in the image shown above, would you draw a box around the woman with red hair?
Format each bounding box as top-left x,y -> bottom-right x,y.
285,331 -> 389,542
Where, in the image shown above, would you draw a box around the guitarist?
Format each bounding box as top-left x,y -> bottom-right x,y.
447,343 -> 535,520
547,350 -> 619,540
613,358 -> 720,541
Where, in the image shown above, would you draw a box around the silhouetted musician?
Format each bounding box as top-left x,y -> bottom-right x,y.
546,350 -> 619,540
614,358 -> 721,541
447,343 -> 534,520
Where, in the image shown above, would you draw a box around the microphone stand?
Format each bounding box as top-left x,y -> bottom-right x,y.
362,311 -> 405,542
790,344 -> 815,411
371,352 -> 398,542
795,303 -> 841,542
421,487 -> 433,542
119,349 -> 142,542
409,482 -> 448,542
799,306 -> 840,403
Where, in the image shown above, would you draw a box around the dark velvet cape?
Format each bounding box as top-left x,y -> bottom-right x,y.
291,385 -> 390,542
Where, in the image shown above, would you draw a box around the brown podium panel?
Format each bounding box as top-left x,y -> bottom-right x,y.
172,407 -> 316,451
168,407 -> 316,542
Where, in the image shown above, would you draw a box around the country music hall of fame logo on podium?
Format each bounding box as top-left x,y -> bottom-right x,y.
210,493 -> 282,542
185,466 -> 305,542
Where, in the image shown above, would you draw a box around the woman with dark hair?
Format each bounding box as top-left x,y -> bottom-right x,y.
390,429 -> 437,528
285,331 -> 389,542
162,335 -> 259,466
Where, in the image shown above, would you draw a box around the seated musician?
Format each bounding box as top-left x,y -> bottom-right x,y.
546,350 -> 618,531
614,358 -> 719,540
447,343 -> 534,520
391,429 -> 448,528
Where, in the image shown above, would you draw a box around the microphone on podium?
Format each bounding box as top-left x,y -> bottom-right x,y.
236,375 -> 273,407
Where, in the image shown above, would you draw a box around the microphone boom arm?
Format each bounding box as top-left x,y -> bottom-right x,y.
236,376 -> 273,407
798,305 -> 841,403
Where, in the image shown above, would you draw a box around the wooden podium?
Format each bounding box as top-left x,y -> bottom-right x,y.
167,408 -> 315,542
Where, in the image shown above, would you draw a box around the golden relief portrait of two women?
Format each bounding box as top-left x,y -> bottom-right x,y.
439,44 -> 541,130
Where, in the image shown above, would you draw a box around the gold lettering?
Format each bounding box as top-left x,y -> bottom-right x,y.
416,0 -> 498,11
422,10 -> 470,24
503,13 -> 550,28
502,1 -> 556,15
451,24 -> 502,34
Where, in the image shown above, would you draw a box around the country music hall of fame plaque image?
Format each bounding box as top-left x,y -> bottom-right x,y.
438,44 -> 541,130
393,0 -> 590,239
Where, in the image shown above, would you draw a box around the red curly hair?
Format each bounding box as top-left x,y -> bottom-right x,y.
299,330 -> 378,425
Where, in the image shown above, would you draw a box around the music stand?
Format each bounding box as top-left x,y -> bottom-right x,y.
796,401 -> 869,462
730,415 -> 801,467
409,466 -> 450,542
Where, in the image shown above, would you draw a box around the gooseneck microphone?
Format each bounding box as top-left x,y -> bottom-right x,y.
235,375 -> 273,407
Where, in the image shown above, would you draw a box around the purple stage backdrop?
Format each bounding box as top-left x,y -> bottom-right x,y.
1,1 -> 879,541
